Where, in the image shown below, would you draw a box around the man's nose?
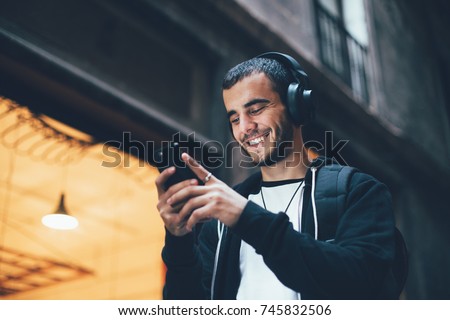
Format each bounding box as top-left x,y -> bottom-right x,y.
239,114 -> 257,134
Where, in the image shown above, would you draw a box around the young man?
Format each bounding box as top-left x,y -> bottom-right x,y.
155,54 -> 396,299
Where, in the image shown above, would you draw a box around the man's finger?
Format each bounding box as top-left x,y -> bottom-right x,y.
181,153 -> 217,184
155,167 -> 175,196
176,192 -> 211,222
185,202 -> 215,232
167,185 -> 207,207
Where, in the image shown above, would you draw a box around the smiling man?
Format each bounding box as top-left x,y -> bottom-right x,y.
156,53 -> 397,299
224,69 -> 305,178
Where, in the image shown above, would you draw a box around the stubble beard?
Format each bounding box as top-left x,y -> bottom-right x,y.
241,118 -> 295,168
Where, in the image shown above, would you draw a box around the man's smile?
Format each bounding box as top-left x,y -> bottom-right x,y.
244,130 -> 271,147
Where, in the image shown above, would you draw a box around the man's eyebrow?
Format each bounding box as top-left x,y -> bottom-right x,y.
244,98 -> 270,108
226,98 -> 271,119
227,110 -> 236,119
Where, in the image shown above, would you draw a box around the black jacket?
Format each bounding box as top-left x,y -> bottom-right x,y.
162,159 -> 395,299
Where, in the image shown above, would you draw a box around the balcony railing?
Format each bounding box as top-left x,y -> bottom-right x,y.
315,1 -> 369,103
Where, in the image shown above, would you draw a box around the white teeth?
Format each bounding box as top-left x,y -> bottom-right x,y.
248,136 -> 265,145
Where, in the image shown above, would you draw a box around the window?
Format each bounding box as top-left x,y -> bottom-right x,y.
315,0 -> 369,103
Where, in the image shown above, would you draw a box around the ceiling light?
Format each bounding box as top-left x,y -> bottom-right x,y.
42,193 -> 79,230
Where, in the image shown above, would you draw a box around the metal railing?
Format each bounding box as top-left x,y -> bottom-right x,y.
315,1 -> 369,103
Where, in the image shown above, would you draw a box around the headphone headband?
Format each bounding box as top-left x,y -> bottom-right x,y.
255,51 -> 314,126
256,52 -> 309,87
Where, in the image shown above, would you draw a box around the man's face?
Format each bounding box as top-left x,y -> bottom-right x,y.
223,72 -> 294,166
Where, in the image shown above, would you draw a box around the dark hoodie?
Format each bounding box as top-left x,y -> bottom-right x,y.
162,158 -> 395,299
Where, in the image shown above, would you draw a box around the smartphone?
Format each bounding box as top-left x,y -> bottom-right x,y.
153,142 -> 203,190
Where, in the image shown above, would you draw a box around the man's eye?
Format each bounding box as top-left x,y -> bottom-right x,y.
230,117 -> 239,124
249,106 -> 267,115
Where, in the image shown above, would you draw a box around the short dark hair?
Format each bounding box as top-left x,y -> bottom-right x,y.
222,57 -> 295,105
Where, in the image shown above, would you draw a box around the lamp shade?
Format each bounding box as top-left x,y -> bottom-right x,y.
42,193 -> 78,230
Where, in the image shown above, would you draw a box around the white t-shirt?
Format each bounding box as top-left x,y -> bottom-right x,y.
236,179 -> 305,300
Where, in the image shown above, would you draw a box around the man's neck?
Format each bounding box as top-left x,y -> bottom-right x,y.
260,147 -> 310,182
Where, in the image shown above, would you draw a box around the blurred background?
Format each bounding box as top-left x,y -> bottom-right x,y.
0,0 -> 449,299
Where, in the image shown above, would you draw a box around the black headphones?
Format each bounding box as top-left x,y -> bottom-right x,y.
256,52 -> 314,126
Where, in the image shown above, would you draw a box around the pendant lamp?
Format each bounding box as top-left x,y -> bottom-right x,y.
42,193 -> 78,230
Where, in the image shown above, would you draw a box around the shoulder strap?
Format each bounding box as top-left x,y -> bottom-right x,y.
314,163 -> 408,298
314,164 -> 356,240
315,164 -> 356,214
392,227 -> 409,297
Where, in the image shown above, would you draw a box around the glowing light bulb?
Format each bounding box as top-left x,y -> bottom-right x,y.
42,213 -> 78,230
42,194 -> 78,230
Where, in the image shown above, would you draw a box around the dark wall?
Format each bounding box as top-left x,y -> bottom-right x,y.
369,0 -> 450,168
367,0 -> 450,298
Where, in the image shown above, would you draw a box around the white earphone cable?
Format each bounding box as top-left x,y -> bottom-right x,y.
210,221 -> 224,299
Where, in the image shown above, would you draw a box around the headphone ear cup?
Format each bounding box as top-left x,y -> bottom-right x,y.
287,82 -> 303,126
256,52 -> 315,126
287,82 -> 314,126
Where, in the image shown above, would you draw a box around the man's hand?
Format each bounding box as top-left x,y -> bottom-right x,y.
155,166 -> 200,236
168,153 -> 248,232
155,153 -> 248,236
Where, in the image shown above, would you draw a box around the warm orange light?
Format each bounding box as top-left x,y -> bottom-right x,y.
307,147 -> 320,162
39,115 -> 94,143
42,194 -> 79,230
42,213 -> 79,230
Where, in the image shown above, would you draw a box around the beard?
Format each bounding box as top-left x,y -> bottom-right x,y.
240,116 -> 295,167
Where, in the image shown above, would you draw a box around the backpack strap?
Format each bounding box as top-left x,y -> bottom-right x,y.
392,227 -> 409,297
314,163 -> 408,298
314,164 -> 356,241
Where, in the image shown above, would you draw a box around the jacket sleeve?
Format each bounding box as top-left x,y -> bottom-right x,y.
231,172 -> 395,299
161,220 -> 217,299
